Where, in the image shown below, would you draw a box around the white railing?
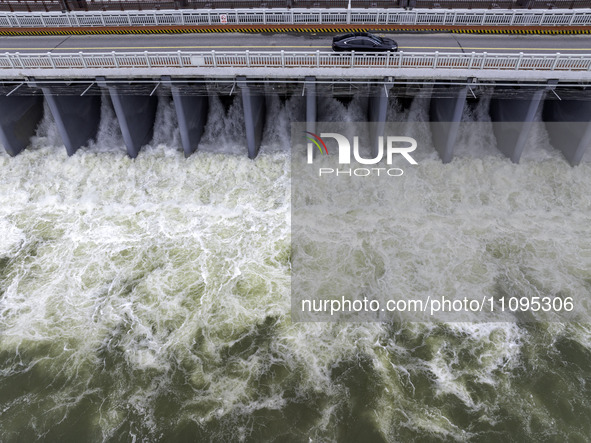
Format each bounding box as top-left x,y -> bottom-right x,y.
1,50 -> 591,72
1,8 -> 591,28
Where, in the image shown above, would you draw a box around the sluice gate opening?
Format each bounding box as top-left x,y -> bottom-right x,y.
0,77 -> 590,165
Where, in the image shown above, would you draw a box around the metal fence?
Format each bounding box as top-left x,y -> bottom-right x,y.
1,0 -> 590,12
1,50 -> 590,72
2,8 -> 591,27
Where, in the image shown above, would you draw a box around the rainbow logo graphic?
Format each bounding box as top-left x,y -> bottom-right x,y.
304,131 -> 328,155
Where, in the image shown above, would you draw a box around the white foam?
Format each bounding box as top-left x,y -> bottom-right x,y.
0,91 -> 589,440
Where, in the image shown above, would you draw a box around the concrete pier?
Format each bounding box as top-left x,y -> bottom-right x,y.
305,76 -> 316,136
368,78 -> 393,157
542,97 -> 591,166
0,76 -> 590,166
237,76 -> 266,159
429,85 -> 469,163
162,76 -> 208,158
490,88 -> 546,163
41,87 -> 101,156
0,94 -> 43,156
97,77 -> 158,158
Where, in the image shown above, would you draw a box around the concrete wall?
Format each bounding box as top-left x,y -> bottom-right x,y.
41,87 -> 101,156
0,94 -> 43,156
305,76 -> 316,136
368,79 -> 393,158
97,77 -> 158,158
429,85 -> 469,163
543,97 -> 591,166
237,76 -> 266,159
489,88 -> 545,163
162,76 -> 209,158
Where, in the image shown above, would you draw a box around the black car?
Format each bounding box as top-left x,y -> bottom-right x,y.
332,32 -> 398,52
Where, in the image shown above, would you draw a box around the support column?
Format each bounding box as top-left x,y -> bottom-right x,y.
162,76 -> 209,158
305,76 -> 316,135
97,77 -> 158,158
368,78 -> 393,157
542,95 -> 591,166
40,86 -> 101,156
0,94 -> 43,156
429,84 -> 469,163
490,87 -> 546,163
237,76 -> 266,159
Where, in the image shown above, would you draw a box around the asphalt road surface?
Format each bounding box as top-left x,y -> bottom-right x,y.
1,32 -> 590,54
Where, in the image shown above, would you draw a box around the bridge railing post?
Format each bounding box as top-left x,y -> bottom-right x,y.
79,51 -> 87,68
516,52 -> 523,70
552,53 -> 561,71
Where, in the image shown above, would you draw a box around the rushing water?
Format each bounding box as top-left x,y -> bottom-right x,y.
0,92 -> 591,441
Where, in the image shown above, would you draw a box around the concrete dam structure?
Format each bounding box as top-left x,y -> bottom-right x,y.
0,76 -> 590,165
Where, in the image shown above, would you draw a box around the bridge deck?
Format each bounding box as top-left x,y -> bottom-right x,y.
2,33 -> 591,54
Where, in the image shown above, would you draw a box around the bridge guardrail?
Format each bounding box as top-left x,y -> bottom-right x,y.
3,0 -> 591,13
1,50 -> 591,72
1,8 -> 591,28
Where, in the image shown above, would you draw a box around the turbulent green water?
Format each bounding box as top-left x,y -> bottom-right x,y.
0,95 -> 591,441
